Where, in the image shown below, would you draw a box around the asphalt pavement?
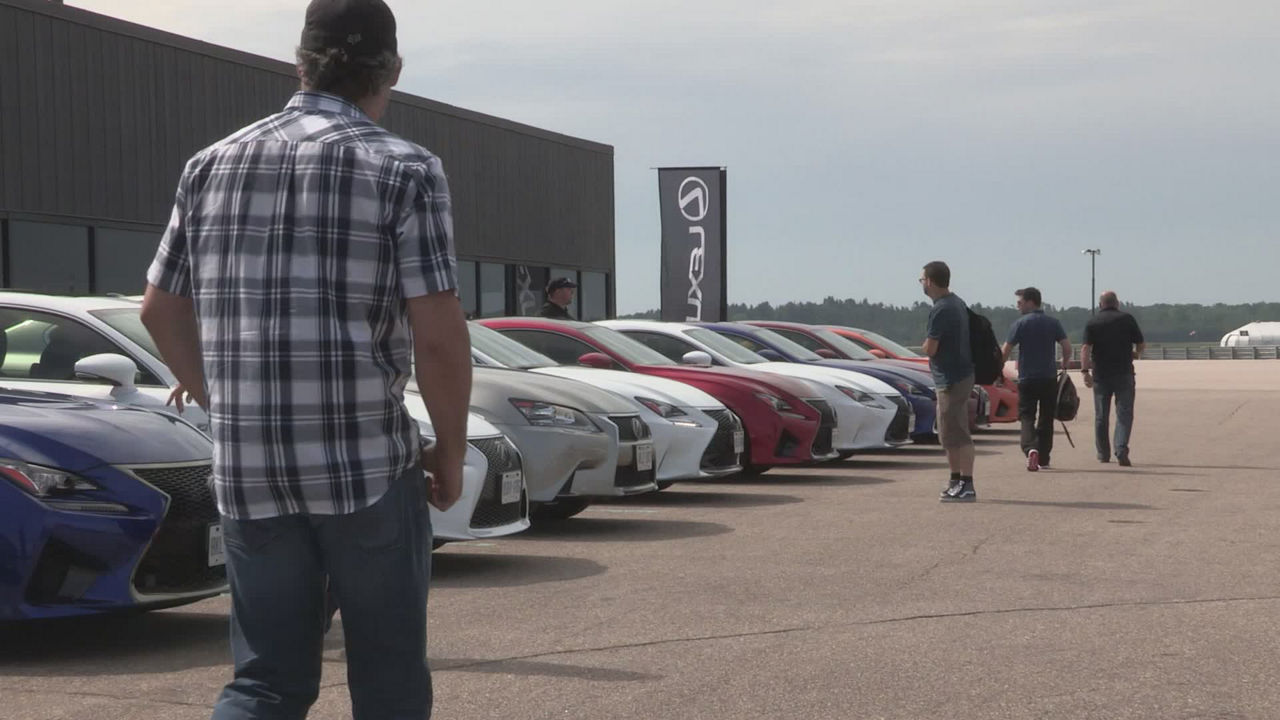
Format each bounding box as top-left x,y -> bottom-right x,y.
3,361 -> 1278,720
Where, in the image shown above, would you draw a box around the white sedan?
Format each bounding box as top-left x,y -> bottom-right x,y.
0,292 -> 529,544
599,320 -> 912,452
468,322 -> 744,487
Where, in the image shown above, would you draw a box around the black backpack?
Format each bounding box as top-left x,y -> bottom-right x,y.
1055,371 -> 1080,422
967,308 -> 1002,385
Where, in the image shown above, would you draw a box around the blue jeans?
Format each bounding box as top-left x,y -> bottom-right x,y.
1093,374 -> 1136,461
212,467 -> 433,720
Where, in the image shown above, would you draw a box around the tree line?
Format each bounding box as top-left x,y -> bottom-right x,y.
622,298 -> 1280,346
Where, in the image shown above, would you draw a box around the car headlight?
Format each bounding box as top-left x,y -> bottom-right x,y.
836,386 -> 887,409
0,460 -> 96,496
509,399 -> 601,432
755,392 -> 806,419
634,396 -> 699,427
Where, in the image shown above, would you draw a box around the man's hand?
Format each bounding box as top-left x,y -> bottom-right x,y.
1082,371 -> 1094,389
165,383 -> 207,413
426,467 -> 463,511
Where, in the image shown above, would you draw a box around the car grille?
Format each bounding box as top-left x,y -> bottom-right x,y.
128,464 -> 226,595
469,437 -> 527,529
700,409 -> 743,471
610,414 -> 651,442
806,399 -> 836,455
886,396 -> 912,443
614,463 -> 656,489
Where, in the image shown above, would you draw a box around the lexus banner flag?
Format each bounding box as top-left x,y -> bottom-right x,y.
658,167 -> 727,322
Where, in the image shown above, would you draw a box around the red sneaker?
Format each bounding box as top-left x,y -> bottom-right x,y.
1027,449 -> 1040,472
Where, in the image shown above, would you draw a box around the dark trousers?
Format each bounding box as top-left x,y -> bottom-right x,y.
212,467 -> 433,720
1093,373 -> 1136,461
1018,378 -> 1058,465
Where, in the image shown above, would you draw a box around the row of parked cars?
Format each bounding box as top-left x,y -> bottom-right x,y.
0,292 -> 1019,620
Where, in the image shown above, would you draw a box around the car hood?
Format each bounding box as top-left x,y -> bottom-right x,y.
636,364 -> 823,400
811,359 -> 935,390
745,362 -> 899,396
472,366 -> 638,415
399,404 -> 502,440
532,366 -> 723,409
0,390 -> 211,470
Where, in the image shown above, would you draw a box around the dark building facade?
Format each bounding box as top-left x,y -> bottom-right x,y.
0,0 -> 615,319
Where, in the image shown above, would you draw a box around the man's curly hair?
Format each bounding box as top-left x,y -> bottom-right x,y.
296,47 -> 400,102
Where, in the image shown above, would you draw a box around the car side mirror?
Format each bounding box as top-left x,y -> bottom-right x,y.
814,348 -> 839,359
869,349 -> 888,359
757,349 -> 784,362
74,353 -> 138,391
680,350 -> 713,367
578,352 -> 614,369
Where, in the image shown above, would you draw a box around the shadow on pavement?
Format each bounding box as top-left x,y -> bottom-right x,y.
517,517 -> 733,543
725,473 -> 894,487
842,459 -> 951,472
432,657 -> 661,683
595,490 -> 803,509
0,610 -> 228,676
430,553 -> 606,589
982,499 -> 1156,511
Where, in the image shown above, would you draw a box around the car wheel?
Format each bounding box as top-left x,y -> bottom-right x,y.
533,497 -> 591,520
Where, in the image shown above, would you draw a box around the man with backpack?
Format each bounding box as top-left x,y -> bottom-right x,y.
919,261 -> 977,502
1001,287 -> 1072,471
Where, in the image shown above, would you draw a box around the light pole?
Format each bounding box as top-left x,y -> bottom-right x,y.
1082,248 -> 1101,315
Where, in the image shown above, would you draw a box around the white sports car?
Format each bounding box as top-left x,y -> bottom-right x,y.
0,292 -> 529,543
468,322 -> 743,487
600,320 -> 912,451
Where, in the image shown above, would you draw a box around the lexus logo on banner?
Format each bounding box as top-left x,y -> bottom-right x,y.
658,167 -> 727,322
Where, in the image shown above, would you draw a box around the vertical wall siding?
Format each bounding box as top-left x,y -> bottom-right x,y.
0,1 -> 614,273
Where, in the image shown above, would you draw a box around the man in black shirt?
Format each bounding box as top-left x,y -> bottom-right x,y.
539,277 -> 577,319
1081,291 -> 1145,466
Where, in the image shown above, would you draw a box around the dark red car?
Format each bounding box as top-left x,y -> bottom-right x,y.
819,325 -> 1018,424
478,318 -> 839,473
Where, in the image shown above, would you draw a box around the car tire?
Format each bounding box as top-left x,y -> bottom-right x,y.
533,497 -> 591,520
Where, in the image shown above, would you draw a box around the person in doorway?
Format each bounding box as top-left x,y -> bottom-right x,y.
141,1 -> 472,717
1081,290 -> 1145,466
539,277 -> 577,319
1001,287 -> 1071,471
919,261 -> 976,502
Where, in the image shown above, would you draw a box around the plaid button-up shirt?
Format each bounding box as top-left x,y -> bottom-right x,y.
147,91 -> 457,520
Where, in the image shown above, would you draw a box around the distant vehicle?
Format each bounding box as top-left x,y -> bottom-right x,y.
0,389 -> 222,620
468,322 -> 743,487
478,318 -> 838,474
1220,322 -> 1280,347
422,365 -> 658,520
691,321 -> 943,442
599,319 -> 911,452
821,325 -> 1017,424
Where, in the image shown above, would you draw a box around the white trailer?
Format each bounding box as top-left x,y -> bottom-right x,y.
1220,322 -> 1280,347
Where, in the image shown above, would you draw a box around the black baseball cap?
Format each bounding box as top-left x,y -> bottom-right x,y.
300,0 -> 397,59
547,277 -> 578,292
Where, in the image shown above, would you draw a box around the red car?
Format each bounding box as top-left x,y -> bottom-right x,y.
820,325 -> 1018,424
478,318 -> 839,473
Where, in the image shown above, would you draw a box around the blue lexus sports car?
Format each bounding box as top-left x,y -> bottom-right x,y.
0,388 -> 222,621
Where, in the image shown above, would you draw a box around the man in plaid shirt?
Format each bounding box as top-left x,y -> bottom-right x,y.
141,1 -> 471,717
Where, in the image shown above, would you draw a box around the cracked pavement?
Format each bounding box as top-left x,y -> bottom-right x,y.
3,361 -> 1279,719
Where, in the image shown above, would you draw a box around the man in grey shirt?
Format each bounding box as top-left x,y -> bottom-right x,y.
920,261 -> 976,502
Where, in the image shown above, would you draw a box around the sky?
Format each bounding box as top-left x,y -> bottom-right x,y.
71,0 -> 1280,314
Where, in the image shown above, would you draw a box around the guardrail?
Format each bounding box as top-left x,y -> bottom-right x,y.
1141,346 -> 1280,360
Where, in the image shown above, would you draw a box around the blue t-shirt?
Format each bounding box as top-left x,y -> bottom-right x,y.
1006,310 -> 1066,381
927,292 -> 973,388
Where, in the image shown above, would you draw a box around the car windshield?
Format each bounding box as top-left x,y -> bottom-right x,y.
854,328 -> 922,358
685,328 -> 766,364
749,327 -> 824,361
812,328 -> 876,360
469,323 -> 555,369
88,308 -> 162,360
581,327 -> 676,366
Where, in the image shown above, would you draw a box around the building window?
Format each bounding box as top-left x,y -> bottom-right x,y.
94,227 -> 160,296
479,262 -> 507,318
580,271 -> 608,321
512,265 -> 549,316
8,221 -> 91,295
457,260 -> 477,318
549,267 -> 580,319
